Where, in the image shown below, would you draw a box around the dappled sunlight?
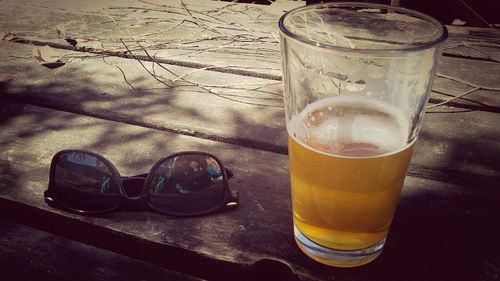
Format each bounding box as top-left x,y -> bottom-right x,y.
410,110 -> 500,190
0,98 -> 297,275
1,39 -> 288,156
1,0 -> 499,280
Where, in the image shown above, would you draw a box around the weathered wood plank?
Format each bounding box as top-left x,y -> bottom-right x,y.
0,0 -> 293,77
437,56 -> 500,90
0,101 -> 498,281
430,56 -> 500,112
0,39 -> 287,152
0,101 -> 302,280
2,0 -> 499,124
0,218 -> 205,281
431,78 -> 500,113
2,0 -> 500,79
1,39 -> 499,190
444,26 -> 500,61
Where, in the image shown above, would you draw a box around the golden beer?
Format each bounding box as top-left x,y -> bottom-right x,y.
288,96 -> 415,266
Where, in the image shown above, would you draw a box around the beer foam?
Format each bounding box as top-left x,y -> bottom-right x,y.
288,95 -> 410,157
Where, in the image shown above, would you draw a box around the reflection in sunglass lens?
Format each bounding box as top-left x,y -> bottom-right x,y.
148,154 -> 226,214
53,152 -> 121,212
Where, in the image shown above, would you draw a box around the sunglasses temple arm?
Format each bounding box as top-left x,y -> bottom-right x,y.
225,168 -> 234,179
223,167 -> 237,207
224,189 -> 239,208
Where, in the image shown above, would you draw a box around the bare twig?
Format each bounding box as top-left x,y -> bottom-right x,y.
120,39 -> 172,88
135,20 -> 192,38
464,44 -> 500,63
171,66 -> 215,82
437,73 -> 500,91
91,39 -> 136,90
112,16 -> 279,106
445,42 -> 500,50
19,0 -> 500,110
101,49 -> 136,90
427,87 -> 481,109
111,63 -> 136,90
427,72 -> 500,109
106,12 -> 177,87
179,0 -> 223,34
444,42 -> 500,63
458,0 -> 494,28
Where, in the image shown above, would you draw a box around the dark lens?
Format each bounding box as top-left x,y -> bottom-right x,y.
148,154 -> 226,214
52,152 -> 121,212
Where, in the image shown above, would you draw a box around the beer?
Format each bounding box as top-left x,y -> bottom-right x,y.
288,96 -> 415,253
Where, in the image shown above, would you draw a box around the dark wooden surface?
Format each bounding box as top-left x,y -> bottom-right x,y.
1,1 -> 499,280
0,218 -> 205,281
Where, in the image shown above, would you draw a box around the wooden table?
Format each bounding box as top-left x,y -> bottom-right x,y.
1,1 -> 499,280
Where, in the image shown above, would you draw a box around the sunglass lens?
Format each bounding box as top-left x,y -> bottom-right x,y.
148,154 -> 226,215
52,152 -> 121,212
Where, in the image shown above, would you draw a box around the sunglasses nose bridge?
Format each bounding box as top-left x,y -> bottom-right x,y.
122,195 -> 148,211
122,176 -> 147,198
121,176 -> 150,211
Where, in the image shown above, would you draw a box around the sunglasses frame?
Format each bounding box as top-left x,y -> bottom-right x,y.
44,149 -> 239,216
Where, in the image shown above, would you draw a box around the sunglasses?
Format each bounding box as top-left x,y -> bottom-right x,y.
44,150 -> 239,216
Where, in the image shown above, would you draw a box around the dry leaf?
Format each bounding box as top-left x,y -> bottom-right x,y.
131,18 -> 148,27
42,62 -> 65,69
65,38 -> 77,47
2,32 -> 17,41
55,24 -> 66,38
452,18 -> 466,26
32,45 -> 62,63
1,72 -> 16,82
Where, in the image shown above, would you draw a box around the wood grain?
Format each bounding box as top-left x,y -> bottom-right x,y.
1,102 -> 498,281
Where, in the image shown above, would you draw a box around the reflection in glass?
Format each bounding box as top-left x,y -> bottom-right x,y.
53,152 -> 121,212
148,155 -> 225,214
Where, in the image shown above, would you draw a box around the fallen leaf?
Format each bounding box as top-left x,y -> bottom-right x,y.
42,61 -> 65,69
2,32 -> 17,41
32,45 -> 62,63
55,24 -> 66,38
65,38 -> 78,47
452,18 -> 466,26
1,72 -> 16,82
344,79 -> 366,92
131,18 -> 148,27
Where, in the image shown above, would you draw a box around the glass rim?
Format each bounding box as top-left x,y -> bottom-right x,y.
278,2 -> 448,53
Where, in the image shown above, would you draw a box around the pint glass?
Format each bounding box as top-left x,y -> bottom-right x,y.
279,3 -> 447,267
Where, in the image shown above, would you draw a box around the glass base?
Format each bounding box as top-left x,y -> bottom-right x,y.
294,225 -> 385,268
